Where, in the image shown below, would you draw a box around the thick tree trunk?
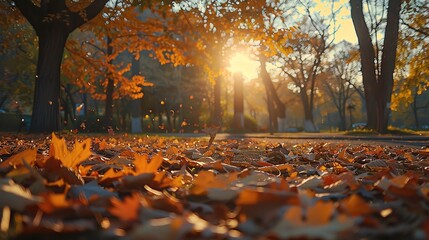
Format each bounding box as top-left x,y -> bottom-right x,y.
300,90 -> 317,132
339,111 -> 347,131
350,0 -> 401,133
350,0 -> 378,130
378,0 -> 401,133
30,28 -> 68,132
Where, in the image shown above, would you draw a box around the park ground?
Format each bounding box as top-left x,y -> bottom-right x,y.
0,132 -> 429,239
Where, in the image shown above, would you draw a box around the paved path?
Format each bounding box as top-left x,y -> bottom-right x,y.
218,133 -> 429,148
158,132 -> 429,148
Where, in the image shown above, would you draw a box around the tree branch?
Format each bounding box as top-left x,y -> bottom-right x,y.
401,19 -> 429,37
13,0 -> 41,33
68,0 -> 108,32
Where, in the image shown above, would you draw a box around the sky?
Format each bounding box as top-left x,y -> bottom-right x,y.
229,0 -> 358,80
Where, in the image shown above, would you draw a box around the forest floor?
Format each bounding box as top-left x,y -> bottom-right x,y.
0,132 -> 429,240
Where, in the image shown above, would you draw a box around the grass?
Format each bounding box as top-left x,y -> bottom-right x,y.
345,126 -> 426,136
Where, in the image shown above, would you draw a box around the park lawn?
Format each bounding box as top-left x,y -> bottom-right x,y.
0,133 -> 428,240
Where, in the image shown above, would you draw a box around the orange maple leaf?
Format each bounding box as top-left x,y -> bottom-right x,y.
134,153 -> 163,174
109,194 -> 141,221
49,133 -> 92,169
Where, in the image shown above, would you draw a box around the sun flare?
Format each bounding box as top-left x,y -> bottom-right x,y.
229,52 -> 259,79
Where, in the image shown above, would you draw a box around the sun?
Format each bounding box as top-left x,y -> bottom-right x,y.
229,52 -> 259,79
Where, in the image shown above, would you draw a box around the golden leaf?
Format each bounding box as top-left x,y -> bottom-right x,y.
134,153 -> 163,174
50,133 -> 92,169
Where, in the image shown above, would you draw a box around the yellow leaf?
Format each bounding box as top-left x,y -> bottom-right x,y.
134,153 -> 163,174
50,133 -> 92,168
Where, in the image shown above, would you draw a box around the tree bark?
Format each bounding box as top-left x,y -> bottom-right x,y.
350,0 -> 378,130
30,27 -> 68,132
378,0 -> 401,133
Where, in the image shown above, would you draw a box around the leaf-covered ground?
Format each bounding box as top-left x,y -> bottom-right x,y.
0,133 -> 429,240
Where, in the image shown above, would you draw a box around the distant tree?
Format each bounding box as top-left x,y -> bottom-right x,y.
278,16 -> 334,132
322,41 -> 360,131
350,0 -> 401,133
391,0 -> 428,128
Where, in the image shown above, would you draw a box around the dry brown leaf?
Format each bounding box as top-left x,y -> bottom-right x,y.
307,201 -> 335,225
340,194 -> 372,216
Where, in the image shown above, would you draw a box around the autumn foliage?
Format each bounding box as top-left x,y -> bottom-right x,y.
1,133 -> 429,239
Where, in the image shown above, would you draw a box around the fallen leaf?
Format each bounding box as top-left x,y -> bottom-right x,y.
0,179 -> 41,211
340,194 -> 372,216
109,194 -> 141,221
307,200 -> 335,225
134,153 -> 163,174
69,181 -> 117,199
50,133 -> 92,169
130,216 -> 193,240
298,175 -> 323,189
0,149 -> 37,167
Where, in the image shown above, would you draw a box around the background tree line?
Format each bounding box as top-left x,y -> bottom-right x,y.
0,0 -> 427,133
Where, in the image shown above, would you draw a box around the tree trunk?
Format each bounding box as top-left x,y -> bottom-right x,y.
212,77 -> 222,126
300,90 -> 317,132
14,0 -> 107,133
233,73 -> 244,129
259,55 -> 285,132
165,103 -> 173,133
378,0 -> 401,133
131,57 -> 143,133
265,88 -> 275,135
104,37 -> 114,128
350,0 -> 378,130
30,28 -> 68,132
412,90 -> 419,129
350,0 -> 401,133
